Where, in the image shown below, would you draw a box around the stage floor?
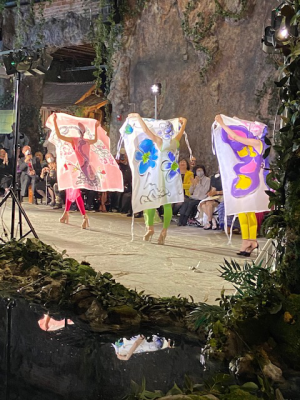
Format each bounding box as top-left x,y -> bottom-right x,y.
1,202 -> 266,304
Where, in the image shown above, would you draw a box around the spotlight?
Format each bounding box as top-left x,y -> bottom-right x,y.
277,27 -> 289,40
151,83 -> 161,95
2,48 -> 52,76
262,2 -> 298,53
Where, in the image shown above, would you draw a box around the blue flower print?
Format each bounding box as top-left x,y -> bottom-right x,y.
157,122 -> 174,140
135,139 -> 159,175
161,151 -> 180,182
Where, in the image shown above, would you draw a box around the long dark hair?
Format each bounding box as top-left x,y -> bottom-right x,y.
179,158 -> 190,171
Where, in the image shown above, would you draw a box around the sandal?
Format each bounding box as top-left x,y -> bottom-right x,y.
203,221 -> 212,230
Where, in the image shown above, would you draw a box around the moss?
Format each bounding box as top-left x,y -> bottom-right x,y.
220,389 -> 259,400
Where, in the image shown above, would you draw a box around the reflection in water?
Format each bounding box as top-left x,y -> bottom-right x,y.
38,314 -> 74,331
112,334 -> 173,361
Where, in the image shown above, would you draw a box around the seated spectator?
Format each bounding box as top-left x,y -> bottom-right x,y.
19,145 -> 41,203
110,149 -> 132,214
0,148 -> 12,195
36,153 -> 57,206
35,151 -> 44,165
190,155 -> 197,175
199,171 -> 223,230
173,158 -> 194,216
217,201 -> 240,233
178,165 -> 210,226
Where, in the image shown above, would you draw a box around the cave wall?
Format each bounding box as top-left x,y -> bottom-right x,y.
109,0 -> 279,172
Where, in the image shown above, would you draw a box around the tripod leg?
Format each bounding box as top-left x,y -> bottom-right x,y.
10,189 -> 38,239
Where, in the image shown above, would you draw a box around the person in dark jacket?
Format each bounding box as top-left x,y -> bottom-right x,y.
19,145 -> 41,202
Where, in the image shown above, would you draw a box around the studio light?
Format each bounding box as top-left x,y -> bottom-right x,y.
150,83 -> 161,120
277,27 -> 289,40
2,48 -> 53,76
262,2 -> 297,53
151,83 -> 162,95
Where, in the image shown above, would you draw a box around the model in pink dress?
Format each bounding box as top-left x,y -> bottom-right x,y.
53,114 -> 96,228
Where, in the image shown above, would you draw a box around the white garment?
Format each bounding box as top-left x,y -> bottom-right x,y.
120,117 -> 184,213
212,114 -> 269,216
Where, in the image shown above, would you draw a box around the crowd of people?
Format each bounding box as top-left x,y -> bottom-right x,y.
0,113 -> 267,257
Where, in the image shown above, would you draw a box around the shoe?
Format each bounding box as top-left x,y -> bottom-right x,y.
134,212 -> 143,218
158,231 -> 167,245
53,204 -> 62,209
59,211 -> 69,224
212,218 -> 218,230
49,201 -> 55,207
237,243 -> 259,257
243,243 -> 260,257
204,221 -> 212,230
81,214 -> 89,229
143,229 -> 154,242
127,213 -> 133,217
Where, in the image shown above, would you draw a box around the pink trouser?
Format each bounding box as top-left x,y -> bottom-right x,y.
65,189 -> 86,215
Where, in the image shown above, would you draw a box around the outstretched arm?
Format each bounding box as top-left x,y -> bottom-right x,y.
128,113 -> 162,149
116,335 -> 145,361
215,115 -> 262,153
87,121 -> 100,145
174,117 -> 187,142
53,114 -> 73,143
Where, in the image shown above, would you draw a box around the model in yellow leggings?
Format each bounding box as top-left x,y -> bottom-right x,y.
237,212 -> 259,256
143,204 -> 173,245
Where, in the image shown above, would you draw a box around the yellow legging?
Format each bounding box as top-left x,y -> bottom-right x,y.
238,212 -> 257,240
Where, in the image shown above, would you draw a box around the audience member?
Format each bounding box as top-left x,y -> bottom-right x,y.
200,171 -> 223,230
172,158 -> 194,216
178,165 -> 210,226
36,153 -> 57,206
19,145 -> 41,203
35,151 -> 44,165
110,149 -> 132,214
190,155 -> 197,174
0,148 -> 12,195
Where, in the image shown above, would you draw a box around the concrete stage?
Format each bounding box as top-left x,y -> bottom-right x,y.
1,202 -> 266,304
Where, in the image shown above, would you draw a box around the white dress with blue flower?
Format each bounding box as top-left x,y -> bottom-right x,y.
120,118 -> 184,213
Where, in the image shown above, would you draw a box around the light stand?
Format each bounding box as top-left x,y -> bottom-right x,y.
0,48 -> 52,242
0,72 -> 38,241
151,83 -> 161,120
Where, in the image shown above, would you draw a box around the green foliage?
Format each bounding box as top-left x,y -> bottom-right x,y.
0,239 -> 197,321
181,0 -> 248,80
123,374 -> 262,400
217,260 -> 283,323
261,1 -> 300,293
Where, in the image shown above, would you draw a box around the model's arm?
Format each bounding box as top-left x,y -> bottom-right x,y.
53,114 -> 73,143
215,115 -> 262,153
128,113 -> 162,149
117,335 -> 144,361
88,121 -> 100,145
174,117 -> 187,142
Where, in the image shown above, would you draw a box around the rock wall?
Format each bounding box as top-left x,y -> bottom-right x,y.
109,0 -> 279,172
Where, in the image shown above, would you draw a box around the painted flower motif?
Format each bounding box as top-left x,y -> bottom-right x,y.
135,139 -> 158,175
161,151 -> 180,182
125,123 -> 133,134
157,122 -> 174,140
